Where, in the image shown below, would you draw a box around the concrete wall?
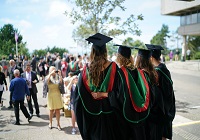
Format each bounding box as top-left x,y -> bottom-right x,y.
178,23 -> 200,35
161,0 -> 200,15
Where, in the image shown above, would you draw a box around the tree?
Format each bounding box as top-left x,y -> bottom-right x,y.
170,30 -> 181,49
32,49 -> 47,57
187,36 -> 200,59
65,0 -> 143,43
32,46 -> 69,58
45,46 -> 69,56
150,24 -> 170,54
0,24 -> 28,58
122,37 -> 134,46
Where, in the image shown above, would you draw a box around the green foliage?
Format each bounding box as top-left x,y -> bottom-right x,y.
32,49 -> 47,57
107,42 -> 118,56
0,24 -> 29,57
187,36 -> 200,50
150,24 -> 170,55
193,51 -> 200,60
187,36 -> 200,59
32,46 -> 69,57
65,0 -> 143,42
122,37 -> 134,46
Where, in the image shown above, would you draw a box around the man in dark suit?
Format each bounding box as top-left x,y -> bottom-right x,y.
8,59 -> 23,109
21,64 -> 40,117
31,55 -> 37,72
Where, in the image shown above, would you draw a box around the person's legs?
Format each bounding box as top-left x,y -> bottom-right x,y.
19,100 -> 31,119
0,91 -> 3,106
55,109 -> 61,130
8,92 -> 13,108
71,109 -> 76,134
27,90 -> 33,115
71,109 -> 76,128
49,110 -> 54,128
13,100 -> 20,124
32,92 -> 40,116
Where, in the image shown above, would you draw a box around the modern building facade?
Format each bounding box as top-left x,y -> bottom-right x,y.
161,0 -> 200,60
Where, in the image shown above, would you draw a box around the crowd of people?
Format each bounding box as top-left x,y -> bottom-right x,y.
0,33 -> 176,140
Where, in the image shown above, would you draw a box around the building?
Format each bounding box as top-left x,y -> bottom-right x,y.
161,0 -> 200,60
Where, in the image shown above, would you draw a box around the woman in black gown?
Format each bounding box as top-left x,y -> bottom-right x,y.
114,45 -> 151,140
73,33 -> 127,140
147,44 -> 176,140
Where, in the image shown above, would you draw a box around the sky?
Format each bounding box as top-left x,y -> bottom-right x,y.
0,0 -> 180,54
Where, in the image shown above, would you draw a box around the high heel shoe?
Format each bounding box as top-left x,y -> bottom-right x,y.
57,126 -> 62,131
48,124 -> 52,129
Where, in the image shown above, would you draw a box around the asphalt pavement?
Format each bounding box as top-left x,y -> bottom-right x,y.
0,60 -> 200,140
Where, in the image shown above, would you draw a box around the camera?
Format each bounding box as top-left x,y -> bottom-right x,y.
55,70 -> 58,73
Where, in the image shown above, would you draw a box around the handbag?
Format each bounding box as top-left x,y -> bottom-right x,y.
59,81 -> 65,94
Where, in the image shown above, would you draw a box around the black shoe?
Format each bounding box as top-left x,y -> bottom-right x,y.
8,106 -> 13,109
28,115 -> 32,122
14,122 -> 20,125
36,114 -> 40,117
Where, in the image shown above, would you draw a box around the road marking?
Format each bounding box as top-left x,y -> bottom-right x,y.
173,120 -> 200,128
189,106 -> 200,109
173,115 -> 193,125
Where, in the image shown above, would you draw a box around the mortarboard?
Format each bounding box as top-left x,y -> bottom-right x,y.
85,33 -> 112,52
135,45 -> 152,60
114,44 -> 134,58
145,44 -> 164,59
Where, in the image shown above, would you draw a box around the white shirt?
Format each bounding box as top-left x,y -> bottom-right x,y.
26,71 -> 32,88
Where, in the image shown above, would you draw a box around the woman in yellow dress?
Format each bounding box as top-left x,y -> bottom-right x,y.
46,66 -> 63,130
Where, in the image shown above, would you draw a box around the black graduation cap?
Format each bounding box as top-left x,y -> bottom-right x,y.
145,44 -> 164,59
135,45 -> 152,60
85,33 -> 113,52
114,44 -> 134,58
145,44 -> 164,50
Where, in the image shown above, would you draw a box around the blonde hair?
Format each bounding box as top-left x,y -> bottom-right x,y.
49,66 -> 56,74
116,53 -> 135,70
0,65 -> 2,72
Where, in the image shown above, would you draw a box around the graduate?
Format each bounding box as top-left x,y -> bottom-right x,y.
134,45 -> 162,140
114,44 -> 151,140
73,33 -> 128,140
66,56 -> 81,76
146,44 -> 176,140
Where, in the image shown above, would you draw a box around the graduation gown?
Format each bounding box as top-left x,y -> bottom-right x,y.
115,67 -> 151,140
145,63 -> 175,140
74,62 -> 128,140
155,63 -> 176,139
66,61 -> 80,76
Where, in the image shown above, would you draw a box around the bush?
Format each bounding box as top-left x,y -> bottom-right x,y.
193,51 -> 200,60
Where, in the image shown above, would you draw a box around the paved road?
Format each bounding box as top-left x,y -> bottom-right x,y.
0,60 -> 200,140
167,61 -> 200,140
0,78 -> 82,140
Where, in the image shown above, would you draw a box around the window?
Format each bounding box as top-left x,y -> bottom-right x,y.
186,14 -> 191,25
198,11 -> 200,23
191,13 -> 197,24
180,15 -> 186,25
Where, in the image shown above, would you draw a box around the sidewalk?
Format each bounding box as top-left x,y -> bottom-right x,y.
0,78 -> 82,140
166,60 -> 200,77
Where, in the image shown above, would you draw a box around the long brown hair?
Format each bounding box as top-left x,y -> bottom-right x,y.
89,45 -> 108,87
135,55 -> 158,85
116,53 -> 135,70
